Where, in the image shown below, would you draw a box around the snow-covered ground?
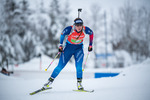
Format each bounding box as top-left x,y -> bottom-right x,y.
0,58 -> 150,100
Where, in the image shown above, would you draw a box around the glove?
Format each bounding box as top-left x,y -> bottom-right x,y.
59,45 -> 63,52
88,46 -> 92,52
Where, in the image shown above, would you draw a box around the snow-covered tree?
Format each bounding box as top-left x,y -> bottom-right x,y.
18,0 -> 36,61
59,0 -> 71,28
0,0 -> 20,67
43,0 -> 70,57
0,0 -> 36,66
0,0 -> 71,67
134,7 -> 150,59
88,4 -> 104,68
112,1 -> 150,63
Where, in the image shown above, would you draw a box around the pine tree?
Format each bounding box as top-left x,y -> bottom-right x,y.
59,0 -> 71,28
89,4 -> 104,68
17,0 -> 37,62
44,0 -> 61,57
112,1 -> 150,62
0,0 -> 20,67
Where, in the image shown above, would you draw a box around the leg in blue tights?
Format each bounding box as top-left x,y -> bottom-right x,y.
74,49 -> 84,79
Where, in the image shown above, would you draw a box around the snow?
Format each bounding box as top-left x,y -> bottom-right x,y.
114,50 -> 133,66
0,58 -> 150,100
12,55 -> 75,72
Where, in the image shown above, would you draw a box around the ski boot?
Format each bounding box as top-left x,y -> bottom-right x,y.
43,77 -> 54,89
77,78 -> 84,90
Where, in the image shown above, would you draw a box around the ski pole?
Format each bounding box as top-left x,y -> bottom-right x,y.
45,52 -> 60,71
82,52 -> 89,71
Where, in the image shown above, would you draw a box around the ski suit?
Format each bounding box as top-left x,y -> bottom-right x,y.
51,25 -> 93,79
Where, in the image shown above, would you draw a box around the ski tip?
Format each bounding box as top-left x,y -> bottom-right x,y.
45,69 -> 47,71
29,92 -> 35,95
29,87 -> 52,95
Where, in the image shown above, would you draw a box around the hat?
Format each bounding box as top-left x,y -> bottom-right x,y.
74,18 -> 83,25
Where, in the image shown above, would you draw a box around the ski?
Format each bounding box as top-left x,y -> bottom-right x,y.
73,89 -> 94,93
30,87 -> 52,95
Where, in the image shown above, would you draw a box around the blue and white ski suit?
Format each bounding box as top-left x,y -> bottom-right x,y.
51,25 -> 93,79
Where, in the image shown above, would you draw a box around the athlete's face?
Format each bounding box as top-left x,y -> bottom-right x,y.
75,24 -> 83,32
